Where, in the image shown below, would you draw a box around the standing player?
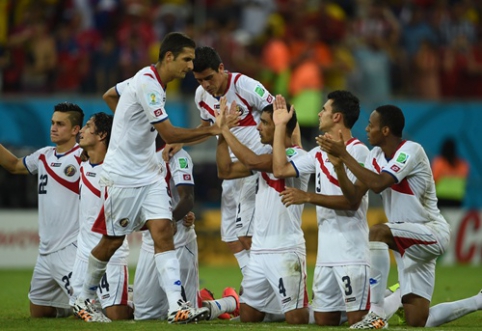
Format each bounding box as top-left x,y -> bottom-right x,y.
271,92 -> 374,326
133,136 -> 198,320
215,97 -> 310,324
164,46 -> 300,276
0,102 -> 84,318
73,32 -> 220,323
319,105 -> 482,328
70,112 -> 132,321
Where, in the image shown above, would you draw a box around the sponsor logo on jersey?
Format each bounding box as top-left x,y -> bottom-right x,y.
147,91 -> 162,106
119,218 -> 129,227
286,148 -> 297,157
282,297 -> 292,304
214,104 -> 220,110
254,85 -> 265,97
178,158 -> 189,169
86,172 -> 96,177
267,94 -> 273,103
183,174 -> 191,181
154,109 -> 163,117
345,297 -> 356,303
50,162 -> 61,167
64,165 -> 77,177
390,164 -> 401,172
396,152 -> 409,164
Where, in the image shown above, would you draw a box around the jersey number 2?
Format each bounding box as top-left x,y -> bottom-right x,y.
38,174 -> 48,194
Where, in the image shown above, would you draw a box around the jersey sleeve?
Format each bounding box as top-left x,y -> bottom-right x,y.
194,86 -> 212,122
135,75 -> 169,124
382,143 -> 421,183
170,150 -> 195,186
115,78 -> 131,96
291,147 -> 317,177
23,147 -> 50,175
236,76 -> 274,111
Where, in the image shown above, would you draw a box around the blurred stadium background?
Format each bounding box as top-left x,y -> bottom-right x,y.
0,0 -> 482,269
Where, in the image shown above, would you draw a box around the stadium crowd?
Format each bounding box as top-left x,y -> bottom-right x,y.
2,0 -> 482,101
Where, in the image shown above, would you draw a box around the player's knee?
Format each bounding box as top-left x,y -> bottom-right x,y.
285,308 -> 309,324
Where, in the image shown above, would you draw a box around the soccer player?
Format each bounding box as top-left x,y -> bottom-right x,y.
271,91 -> 375,326
0,102 -> 84,318
133,136 -> 199,320
163,46 -> 301,277
318,105 -> 482,328
215,97 -> 310,324
73,32 -> 221,323
70,112 -> 132,321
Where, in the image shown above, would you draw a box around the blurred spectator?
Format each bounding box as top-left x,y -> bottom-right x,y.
413,39 -> 441,99
92,34 -> 120,93
440,34 -> 472,97
432,137 -> 469,208
439,1 -> 476,46
288,24 -> 333,147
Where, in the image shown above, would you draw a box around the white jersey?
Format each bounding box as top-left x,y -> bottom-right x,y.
142,148 -> 196,252
251,145 -> 309,254
367,140 -> 447,225
78,161 -> 129,264
292,138 -> 370,266
101,65 -> 167,187
23,145 -> 81,255
194,72 -> 273,156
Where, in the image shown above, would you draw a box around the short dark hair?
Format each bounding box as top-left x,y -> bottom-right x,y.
158,32 -> 196,62
375,105 -> 405,138
326,90 -> 360,129
193,46 -> 222,72
54,102 -> 84,128
91,112 -> 113,147
262,103 -> 298,136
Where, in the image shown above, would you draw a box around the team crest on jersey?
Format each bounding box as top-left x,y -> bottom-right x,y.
119,218 -> 129,227
286,148 -> 297,158
178,158 -> 189,169
254,85 -> 265,97
396,152 -> 409,164
64,165 -> 77,177
183,174 -> 191,180
147,91 -> 162,106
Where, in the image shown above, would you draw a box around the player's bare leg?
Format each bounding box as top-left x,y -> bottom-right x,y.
285,307 -> 309,324
240,303 -> 265,322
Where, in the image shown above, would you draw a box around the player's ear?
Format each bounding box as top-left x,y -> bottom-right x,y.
218,63 -> 224,72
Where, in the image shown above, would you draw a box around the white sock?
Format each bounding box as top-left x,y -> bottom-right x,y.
308,305 -> 315,324
339,310 -> 348,325
384,288 -> 402,320
368,241 -> 390,318
207,297 -> 237,319
234,249 -> 250,276
81,253 -> 108,299
425,294 -> 479,327
155,250 -> 183,314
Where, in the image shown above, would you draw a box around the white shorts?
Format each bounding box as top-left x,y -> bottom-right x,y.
28,243 -> 76,309
221,175 -> 256,242
92,181 -> 172,236
240,251 -> 308,314
387,221 -> 450,301
311,265 -> 370,313
134,239 -> 199,320
69,255 -> 129,309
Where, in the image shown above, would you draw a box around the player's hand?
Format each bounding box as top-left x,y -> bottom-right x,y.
182,211 -> 195,227
280,187 -> 307,207
316,131 -> 347,158
272,94 -> 294,126
162,143 -> 183,161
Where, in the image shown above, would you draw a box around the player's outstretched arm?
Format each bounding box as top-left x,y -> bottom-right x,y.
216,134 -> 251,179
318,132 -> 395,194
0,144 -> 28,174
172,185 -> 194,222
154,119 -> 221,144
103,86 -> 119,113
272,94 -> 297,178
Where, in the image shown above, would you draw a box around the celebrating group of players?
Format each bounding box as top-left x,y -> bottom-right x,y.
1,32 -> 481,328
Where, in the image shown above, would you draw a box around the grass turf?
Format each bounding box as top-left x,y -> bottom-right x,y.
0,265 -> 481,330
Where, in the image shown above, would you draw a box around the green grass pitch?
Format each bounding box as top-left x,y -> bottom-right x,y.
0,265 -> 481,330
